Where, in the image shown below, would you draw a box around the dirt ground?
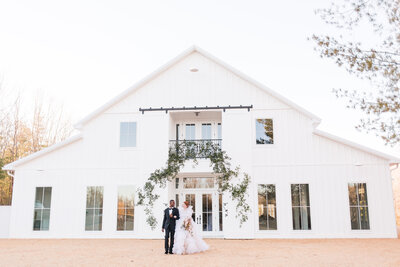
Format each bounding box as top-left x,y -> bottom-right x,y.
1,238 -> 400,267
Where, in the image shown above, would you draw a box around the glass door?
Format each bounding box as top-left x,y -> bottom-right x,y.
183,192 -> 216,233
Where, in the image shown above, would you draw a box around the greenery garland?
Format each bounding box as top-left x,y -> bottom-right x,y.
137,140 -> 251,230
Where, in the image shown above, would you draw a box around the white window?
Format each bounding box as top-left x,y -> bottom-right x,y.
33,187 -> 52,231
202,123 -> 212,139
185,124 -> 196,140
255,119 -> 274,144
117,185 -> 135,231
120,122 -> 137,147
85,186 -> 103,231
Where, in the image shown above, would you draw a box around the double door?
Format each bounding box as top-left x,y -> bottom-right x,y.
182,191 -> 223,235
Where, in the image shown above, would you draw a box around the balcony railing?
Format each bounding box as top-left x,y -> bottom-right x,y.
168,139 -> 222,158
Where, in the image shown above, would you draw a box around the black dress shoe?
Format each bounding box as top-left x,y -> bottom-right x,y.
169,251 -> 173,254
165,251 -> 168,254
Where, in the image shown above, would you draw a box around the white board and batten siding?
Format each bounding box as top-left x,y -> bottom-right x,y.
3,46 -> 398,239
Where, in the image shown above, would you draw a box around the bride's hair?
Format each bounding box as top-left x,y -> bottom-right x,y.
183,201 -> 189,208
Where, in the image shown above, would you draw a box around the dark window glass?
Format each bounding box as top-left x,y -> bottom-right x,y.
348,183 -> 370,230
291,184 -> 311,230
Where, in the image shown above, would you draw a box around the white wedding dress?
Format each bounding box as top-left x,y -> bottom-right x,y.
173,206 -> 209,255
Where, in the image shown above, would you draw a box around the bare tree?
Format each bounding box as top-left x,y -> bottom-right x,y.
312,0 -> 400,146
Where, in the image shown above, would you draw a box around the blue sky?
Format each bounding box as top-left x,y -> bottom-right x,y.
1,0 -> 398,156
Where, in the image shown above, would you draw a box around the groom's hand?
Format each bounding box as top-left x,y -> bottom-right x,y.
162,228 -> 164,232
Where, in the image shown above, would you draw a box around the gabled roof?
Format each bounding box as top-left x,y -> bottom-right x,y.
313,129 -> 400,163
74,45 -> 321,129
2,134 -> 83,170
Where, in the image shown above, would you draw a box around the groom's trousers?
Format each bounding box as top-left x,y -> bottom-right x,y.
165,225 -> 175,253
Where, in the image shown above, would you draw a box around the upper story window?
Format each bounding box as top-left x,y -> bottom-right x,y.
185,124 -> 196,140
120,122 -> 137,147
348,183 -> 370,230
256,119 -> 274,144
202,123 -> 212,139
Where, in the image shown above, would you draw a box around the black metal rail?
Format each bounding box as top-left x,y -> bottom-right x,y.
139,105 -> 253,114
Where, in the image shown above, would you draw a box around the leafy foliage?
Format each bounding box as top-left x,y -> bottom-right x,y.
311,0 -> 400,145
137,140 -> 251,229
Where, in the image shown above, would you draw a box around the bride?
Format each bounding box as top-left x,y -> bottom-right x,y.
173,201 -> 209,255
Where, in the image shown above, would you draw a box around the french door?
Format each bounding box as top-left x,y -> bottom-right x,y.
183,191 -> 222,235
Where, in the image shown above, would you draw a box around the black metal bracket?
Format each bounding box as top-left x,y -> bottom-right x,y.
139,105 -> 253,114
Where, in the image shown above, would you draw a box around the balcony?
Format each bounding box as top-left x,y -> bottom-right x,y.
168,139 -> 222,158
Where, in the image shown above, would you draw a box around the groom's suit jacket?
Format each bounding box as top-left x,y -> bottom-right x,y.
162,207 -> 180,230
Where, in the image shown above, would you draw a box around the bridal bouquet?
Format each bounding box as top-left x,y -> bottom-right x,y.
182,217 -> 194,236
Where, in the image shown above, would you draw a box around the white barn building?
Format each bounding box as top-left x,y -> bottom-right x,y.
2,46 -> 399,239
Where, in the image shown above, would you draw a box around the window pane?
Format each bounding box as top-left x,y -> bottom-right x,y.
175,194 -> 179,207
183,177 -> 214,189
33,209 -> 42,230
256,119 -> 274,144
117,208 -> 125,231
360,207 -> 370,230
301,207 -> 311,230
86,187 -> 95,208
348,183 -> 358,206
93,209 -> 103,231
35,187 -> 43,208
95,186 -> 103,208
358,183 -> 368,206
292,207 -> 301,230
117,186 -> 135,231
267,185 -> 276,205
268,206 -> 277,230
126,208 -> 134,231
120,122 -> 136,147
185,124 -> 196,140
85,209 -> 94,231
43,187 -> 52,208
217,123 -> 222,139
185,194 -> 196,221
350,207 -> 360,230
300,184 -> 310,206
201,123 -> 212,139
291,184 -> 300,206
41,209 -> 50,230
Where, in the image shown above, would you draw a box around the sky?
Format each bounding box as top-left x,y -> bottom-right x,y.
0,0 -> 399,157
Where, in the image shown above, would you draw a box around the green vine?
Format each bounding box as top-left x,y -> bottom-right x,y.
137,140 -> 251,230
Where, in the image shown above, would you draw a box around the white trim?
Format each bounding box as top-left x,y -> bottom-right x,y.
313,129 -> 400,163
73,45 -> 321,129
2,134 -> 83,170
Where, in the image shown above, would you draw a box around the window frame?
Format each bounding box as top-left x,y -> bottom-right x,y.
119,121 -> 138,150
257,184 -> 277,231
85,186 -> 104,231
116,185 -> 135,232
348,182 -> 370,231
32,186 -> 52,231
254,117 -> 276,147
290,183 -> 312,231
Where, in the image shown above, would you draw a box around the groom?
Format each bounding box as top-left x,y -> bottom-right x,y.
162,199 -> 180,254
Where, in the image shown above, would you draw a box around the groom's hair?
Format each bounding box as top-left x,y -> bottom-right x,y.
170,199 -> 175,203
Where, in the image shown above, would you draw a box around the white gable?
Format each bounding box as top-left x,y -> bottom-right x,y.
75,46 -> 320,128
